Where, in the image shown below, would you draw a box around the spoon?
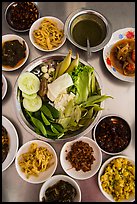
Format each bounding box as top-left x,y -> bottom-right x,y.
87,38 -> 92,61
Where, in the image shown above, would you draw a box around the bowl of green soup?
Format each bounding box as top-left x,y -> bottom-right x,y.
64,9 -> 112,52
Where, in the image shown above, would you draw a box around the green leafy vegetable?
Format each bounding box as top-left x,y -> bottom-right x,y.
81,95 -> 113,108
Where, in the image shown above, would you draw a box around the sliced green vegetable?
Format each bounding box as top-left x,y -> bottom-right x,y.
81,95 -> 113,107
40,105 -> 54,120
31,116 -> 47,136
23,95 -> 42,112
22,92 -> 37,100
66,53 -> 79,73
54,61 -> 62,79
45,103 -> 60,119
41,112 -> 50,125
18,72 -> 40,94
51,123 -> 64,133
91,72 -> 96,93
50,124 -> 59,134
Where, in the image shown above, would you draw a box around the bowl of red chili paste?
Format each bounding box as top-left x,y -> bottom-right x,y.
93,114 -> 131,155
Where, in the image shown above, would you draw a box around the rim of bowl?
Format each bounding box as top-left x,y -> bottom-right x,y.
2,74 -> 8,100
93,114 -> 131,155
64,8 -> 112,52
29,16 -> 66,52
5,2 -> 40,32
98,154 -> 135,202
2,34 -> 29,71
39,174 -> 81,202
13,53 -> 104,142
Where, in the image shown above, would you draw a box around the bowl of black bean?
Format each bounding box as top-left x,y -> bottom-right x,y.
93,114 -> 131,155
5,2 -> 40,32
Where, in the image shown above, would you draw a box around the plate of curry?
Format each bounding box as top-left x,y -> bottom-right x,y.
103,27 -> 135,82
2,34 -> 29,71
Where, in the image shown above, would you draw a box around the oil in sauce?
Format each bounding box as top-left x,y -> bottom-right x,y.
72,19 -> 106,47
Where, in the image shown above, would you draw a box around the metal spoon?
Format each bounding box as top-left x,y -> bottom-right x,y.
87,38 -> 92,61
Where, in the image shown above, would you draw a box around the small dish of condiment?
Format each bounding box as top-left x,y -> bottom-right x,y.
29,16 -> 66,52
39,175 -> 81,202
15,140 -> 57,184
2,116 -> 19,172
60,137 -> 102,180
2,34 -> 29,71
5,2 -> 40,32
103,27 -> 135,82
98,155 -> 135,202
93,114 -> 131,155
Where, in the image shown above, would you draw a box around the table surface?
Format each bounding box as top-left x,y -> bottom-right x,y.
2,2 -> 135,202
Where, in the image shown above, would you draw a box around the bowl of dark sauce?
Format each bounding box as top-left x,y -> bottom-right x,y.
64,9 -> 112,52
93,115 -> 131,155
5,2 -> 40,32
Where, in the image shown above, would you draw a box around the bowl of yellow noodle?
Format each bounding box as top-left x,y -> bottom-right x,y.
15,140 -> 58,184
29,16 -> 66,51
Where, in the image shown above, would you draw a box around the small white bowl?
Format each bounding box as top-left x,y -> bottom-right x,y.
60,136 -> 102,180
15,140 -> 57,184
98,155 -> 135,202
39,174 -> 81,202
29,16 -> 66,52
2,74 -> 8,100
2,116 -> 19,172
2,34 -> 29,71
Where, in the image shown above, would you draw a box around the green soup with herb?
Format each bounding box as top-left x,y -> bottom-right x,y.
72,19 -> 106,47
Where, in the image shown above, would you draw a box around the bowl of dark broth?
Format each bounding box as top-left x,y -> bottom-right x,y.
64,9 -> 112,52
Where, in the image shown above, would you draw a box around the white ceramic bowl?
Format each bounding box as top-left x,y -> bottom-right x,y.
2,74 -> 8,100
15,140 -> 57,184
2,34 -> 29,71
39,174 -> 81,202
93,114 -> 131,155
2,116 -> 19,172
98,155 -> 135,202
103,27 -> 135,82
60,136 -> 102,180
29,16 -> 66,52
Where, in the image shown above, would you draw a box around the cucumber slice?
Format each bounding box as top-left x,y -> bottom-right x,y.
23,95 -> 42,112
18,72 -> 40,94
22,92 -> 37,100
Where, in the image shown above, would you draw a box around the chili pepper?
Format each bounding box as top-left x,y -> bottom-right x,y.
57,50 -> 72,77
41,112 -> 50,126
66,53 -> 79,73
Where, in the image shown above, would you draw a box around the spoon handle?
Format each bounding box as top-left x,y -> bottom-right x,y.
87,38 -> 92,61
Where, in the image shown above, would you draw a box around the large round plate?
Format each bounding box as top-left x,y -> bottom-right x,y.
13,54 -> 104,142
103,27 -> 135,82
2,116 -> 19,172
